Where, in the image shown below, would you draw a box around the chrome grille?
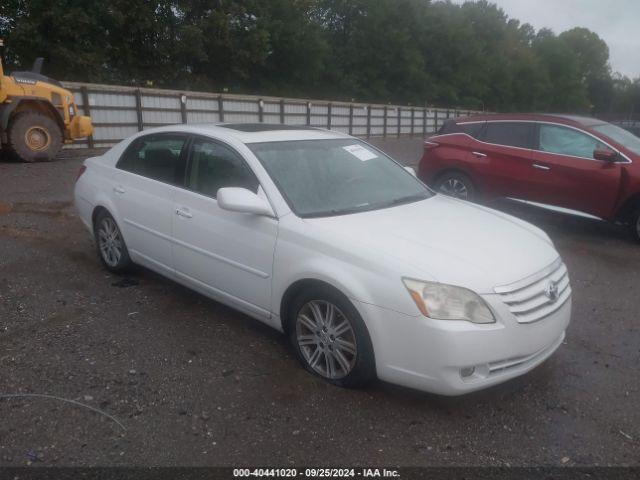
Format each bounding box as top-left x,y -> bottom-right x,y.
494,258 -> 571,324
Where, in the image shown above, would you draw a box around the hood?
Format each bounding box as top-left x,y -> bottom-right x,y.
303,195 -> 559,293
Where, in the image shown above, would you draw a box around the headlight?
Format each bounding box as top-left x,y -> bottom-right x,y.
402,278 -> 495,324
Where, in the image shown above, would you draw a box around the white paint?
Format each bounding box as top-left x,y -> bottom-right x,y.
74,125 -> 571,395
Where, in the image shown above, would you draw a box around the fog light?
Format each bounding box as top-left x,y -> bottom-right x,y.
460,366 -> 475,378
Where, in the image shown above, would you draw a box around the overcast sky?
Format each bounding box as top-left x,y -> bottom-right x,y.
451,0 -> 640,78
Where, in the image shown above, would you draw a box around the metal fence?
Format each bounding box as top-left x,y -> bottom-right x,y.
61,81 -> 481,148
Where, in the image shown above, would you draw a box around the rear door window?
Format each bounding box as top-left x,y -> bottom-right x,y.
538,124 -> 607,159
483,122 -> 534,148
117,134 -> 187,184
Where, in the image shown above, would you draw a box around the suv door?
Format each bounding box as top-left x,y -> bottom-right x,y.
528,123 -> 622,218
473,121 -> 536,199
172,136 -> 278,320
112,133 -> 188,276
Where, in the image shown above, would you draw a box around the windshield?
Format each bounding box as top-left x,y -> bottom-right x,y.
592,123 -> 640,155
249,138 -> 432,217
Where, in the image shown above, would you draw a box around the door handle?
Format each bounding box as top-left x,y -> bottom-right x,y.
472,151 -> 487,158
175,208 -> 193,219
113,186 -> 126,194
532,164 -> 551,171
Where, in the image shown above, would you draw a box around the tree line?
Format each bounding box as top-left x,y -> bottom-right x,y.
1,0 -> 638,115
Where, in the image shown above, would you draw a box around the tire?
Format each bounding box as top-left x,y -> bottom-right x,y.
434,171 -> 476,200
630,207 -> 640,243
287,285 -> 376,388
93,210 -> 132,273
6,111 -> 63,162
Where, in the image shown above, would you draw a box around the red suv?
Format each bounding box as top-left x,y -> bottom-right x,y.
418,114 -> 640,241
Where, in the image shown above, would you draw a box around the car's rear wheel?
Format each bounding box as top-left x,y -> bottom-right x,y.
94,210 -> 132,273
288,286 -> 375,388
434,171 -> 475,200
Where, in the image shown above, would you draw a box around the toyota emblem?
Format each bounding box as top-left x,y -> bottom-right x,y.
544,281 -> 559,302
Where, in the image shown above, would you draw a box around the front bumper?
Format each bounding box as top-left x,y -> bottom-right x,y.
354,294 -> 571,396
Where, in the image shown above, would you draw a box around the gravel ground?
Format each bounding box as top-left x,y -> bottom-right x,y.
0,137 -> 638,467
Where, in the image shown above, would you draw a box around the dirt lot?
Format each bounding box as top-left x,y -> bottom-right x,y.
0,138 -> 638,467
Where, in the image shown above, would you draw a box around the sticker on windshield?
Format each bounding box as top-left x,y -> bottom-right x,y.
343,144 -> 378,161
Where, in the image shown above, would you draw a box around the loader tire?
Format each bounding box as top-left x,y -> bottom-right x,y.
6,112 -> 63,162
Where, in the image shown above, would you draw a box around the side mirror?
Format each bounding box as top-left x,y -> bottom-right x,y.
217,187 -> 275,217
404,166 -> 417,177
593,148 -> 618,162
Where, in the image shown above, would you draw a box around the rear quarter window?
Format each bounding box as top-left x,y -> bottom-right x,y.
458,122 -> 485,138
438,120 -> 484,138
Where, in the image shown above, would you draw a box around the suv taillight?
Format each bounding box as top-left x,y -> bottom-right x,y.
75,164 -> 87,182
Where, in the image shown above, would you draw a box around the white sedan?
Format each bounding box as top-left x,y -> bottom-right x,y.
74,124 -> 571,395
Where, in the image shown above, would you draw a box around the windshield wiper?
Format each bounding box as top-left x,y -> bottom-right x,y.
387,193 -> 429,207
305,204 -> 373,218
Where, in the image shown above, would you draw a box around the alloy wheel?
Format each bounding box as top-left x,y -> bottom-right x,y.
295,300 -> 357,379
439,178 -> 468,199
97,217 -> 123,267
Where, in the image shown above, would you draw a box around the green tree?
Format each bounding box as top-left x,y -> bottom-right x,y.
559,27 -> 612,112
0,0 -> 633,115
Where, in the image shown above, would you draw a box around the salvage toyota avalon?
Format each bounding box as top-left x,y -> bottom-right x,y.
74,123 -> 571,395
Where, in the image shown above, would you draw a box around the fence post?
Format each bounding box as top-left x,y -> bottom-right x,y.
180,94 -> 187,124
366,105 -> 371,138
383,106 -> 387,137
135,89 -> 144,132
349,104 -> 354,135
397,107 -> 401,139
411,108 -> 415,137
434,109 -> 439,133
218,95 -> 225,122
279,99 -> 285,124
80,86 -> 94,148
327,103 -> 332,130
258,99 -> 264,123
422,106 -> 427,137
306,102 -> 311,126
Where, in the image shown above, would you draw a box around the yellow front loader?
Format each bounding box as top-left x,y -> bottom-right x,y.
0,39 -> 92,162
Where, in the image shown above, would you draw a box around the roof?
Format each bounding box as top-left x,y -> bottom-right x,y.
137,123 -> 350,144
455,113 -> 607,128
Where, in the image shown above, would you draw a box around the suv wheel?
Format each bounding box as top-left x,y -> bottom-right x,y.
288,286 -> 376,388
434,171 -> 475,200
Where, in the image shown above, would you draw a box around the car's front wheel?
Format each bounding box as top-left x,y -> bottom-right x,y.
288,286 -> 376,388
434,171 -> 475,200
94,210 -> 132,273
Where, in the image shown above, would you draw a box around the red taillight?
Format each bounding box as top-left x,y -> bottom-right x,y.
75,164 -> 87,182
424,140 -> 439,150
